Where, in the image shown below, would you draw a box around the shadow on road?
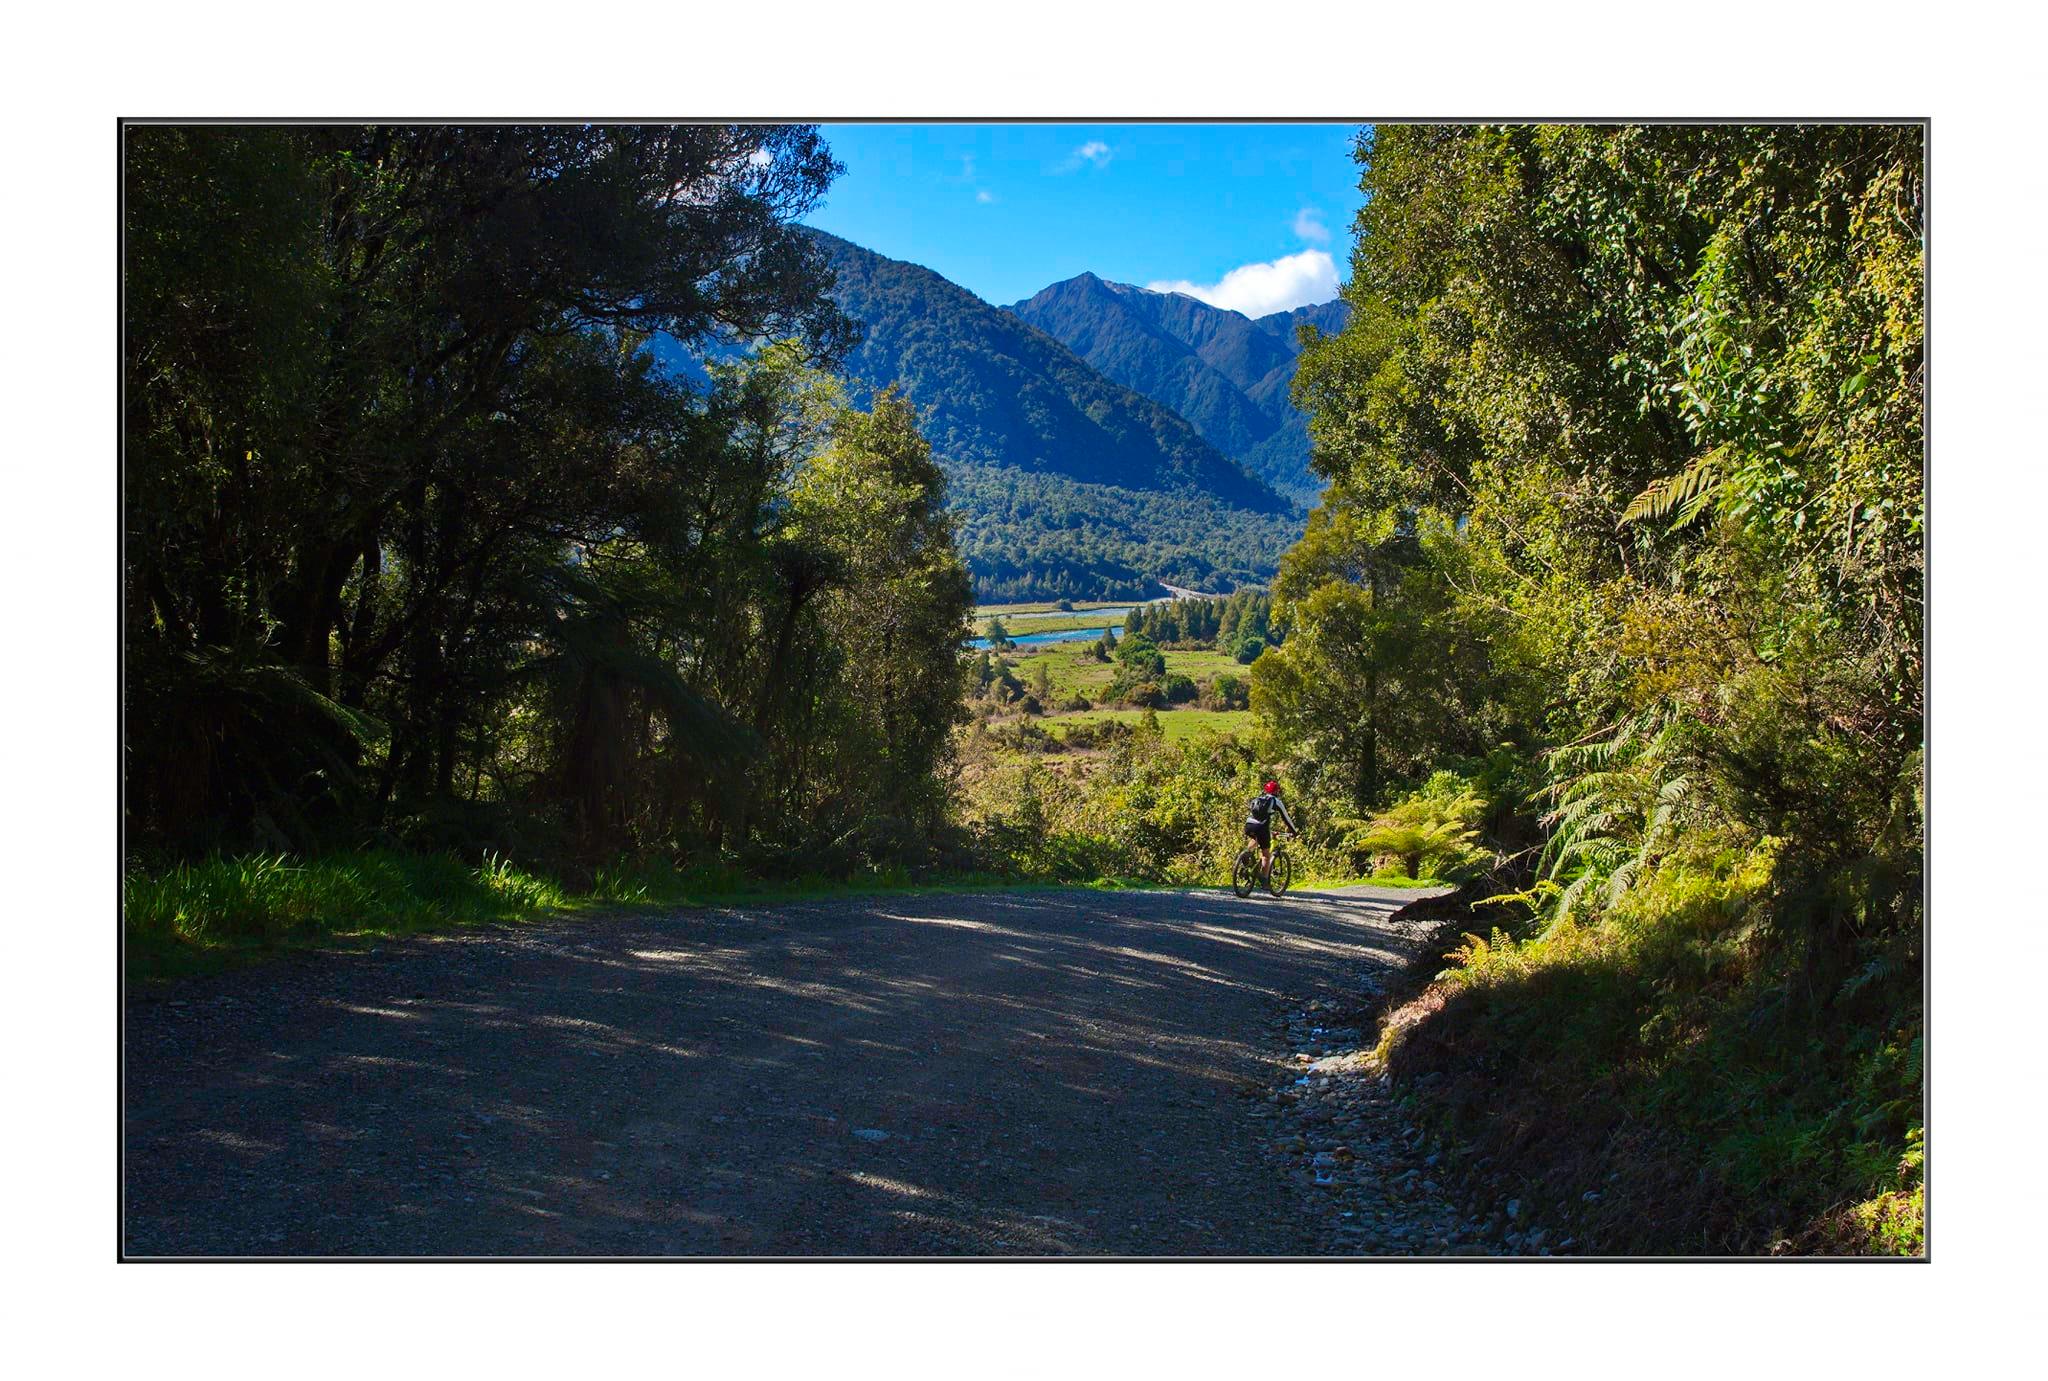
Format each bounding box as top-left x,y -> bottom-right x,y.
124,886 -> 1433,1256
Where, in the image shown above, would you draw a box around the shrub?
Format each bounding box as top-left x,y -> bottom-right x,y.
1385,831 -> 1923,1254
1337,772 -> 1492,881
1113,633 -> 1166,679
989,718 -> 1056,753
1200,672 -> 1249,710
1055,718 -> 1129,750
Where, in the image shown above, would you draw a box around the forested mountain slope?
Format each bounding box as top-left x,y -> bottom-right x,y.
814,233 -> 1281,507
1008,277 -> 1346,504
806,232 -> 1301,601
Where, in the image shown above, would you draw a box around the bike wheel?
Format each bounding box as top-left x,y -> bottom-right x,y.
1268,847 -> 1293,897
1231,849 -> 1258,899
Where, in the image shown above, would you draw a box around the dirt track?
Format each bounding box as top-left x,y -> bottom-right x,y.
123,884 -> 1443,1256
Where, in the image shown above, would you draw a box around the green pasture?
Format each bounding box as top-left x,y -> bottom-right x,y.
1047,708 -> 1254,743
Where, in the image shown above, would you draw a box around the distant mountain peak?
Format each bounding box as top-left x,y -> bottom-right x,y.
1008,271 -> 1347,504
818,233 -> 1282,502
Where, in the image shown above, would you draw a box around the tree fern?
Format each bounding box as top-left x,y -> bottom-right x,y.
1530,706 -> 1704,927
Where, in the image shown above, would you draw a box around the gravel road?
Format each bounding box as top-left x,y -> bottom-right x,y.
124,884 -> 1445,1257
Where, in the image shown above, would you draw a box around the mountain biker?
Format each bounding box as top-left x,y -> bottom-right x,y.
1244,778 -> 1298,879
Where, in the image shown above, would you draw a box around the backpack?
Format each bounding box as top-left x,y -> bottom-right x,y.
1248,794 -> 1273,823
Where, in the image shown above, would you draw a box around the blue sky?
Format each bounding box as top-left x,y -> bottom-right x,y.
805,123 -> 1366,317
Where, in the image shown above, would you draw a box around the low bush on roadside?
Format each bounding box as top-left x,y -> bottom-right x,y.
1334,771 -> 1492,883
1371,831 -> 1923,1255
955,730 -> 1386,887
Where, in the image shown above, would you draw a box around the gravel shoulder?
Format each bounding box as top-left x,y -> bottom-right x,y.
124,883 -> 1447,1256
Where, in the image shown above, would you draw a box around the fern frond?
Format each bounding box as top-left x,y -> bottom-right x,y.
1621,446 -> 1726,528
1474,879 -> 1562,910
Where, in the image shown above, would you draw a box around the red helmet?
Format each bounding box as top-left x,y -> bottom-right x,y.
1263,779 -> 1279,794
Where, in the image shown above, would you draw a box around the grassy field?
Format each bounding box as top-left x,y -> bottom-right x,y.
1150,648 -> 1247,680
1002,638 -> 1246,700
1008,643 -> 1118,698
975,600 -> 1138,616
982,638 -> 1259,748
1048,708 -> 1254,742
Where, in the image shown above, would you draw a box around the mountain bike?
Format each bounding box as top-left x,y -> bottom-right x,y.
1231,832 -> 1295,898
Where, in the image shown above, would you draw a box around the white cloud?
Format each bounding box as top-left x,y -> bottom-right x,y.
1146,249 -> 1341,318
976,189 -> 996,204
1058,140 -> 1113,173
747,147 -> 774,168
1292,207 -> 1330,243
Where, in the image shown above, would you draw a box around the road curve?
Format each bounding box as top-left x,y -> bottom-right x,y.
124,884 -> 1442,1256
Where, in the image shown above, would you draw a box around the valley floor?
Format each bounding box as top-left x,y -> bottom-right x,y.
970,632 -> 1255,760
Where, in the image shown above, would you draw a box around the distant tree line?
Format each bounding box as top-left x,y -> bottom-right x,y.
1122,590 -> 1277,662
946,467 -> 1297,602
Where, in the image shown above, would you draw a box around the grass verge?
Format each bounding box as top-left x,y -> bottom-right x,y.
123,850 -> 1172,984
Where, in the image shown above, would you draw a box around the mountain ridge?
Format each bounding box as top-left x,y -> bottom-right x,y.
1007,277 -> 1346,504
803,231 -> 1303,601
813,230 -> 1288,515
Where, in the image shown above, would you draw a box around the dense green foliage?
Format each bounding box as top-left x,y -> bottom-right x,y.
806,232 -> 1297,600
1335,771 -> 1491,882
126,126 -> 970,879
1009,274 -> 1346,503
963,730 -> 1294,885
1280,124 -> 1924,1252
958,717 -> 1454,891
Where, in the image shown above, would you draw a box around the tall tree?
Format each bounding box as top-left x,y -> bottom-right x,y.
1281,123 -> 1923,946
125,125 -> 876,855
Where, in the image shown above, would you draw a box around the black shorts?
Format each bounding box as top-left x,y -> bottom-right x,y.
1245,820 -> 1270,847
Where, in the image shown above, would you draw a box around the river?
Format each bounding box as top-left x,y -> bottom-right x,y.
968,626 -> 1122,650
